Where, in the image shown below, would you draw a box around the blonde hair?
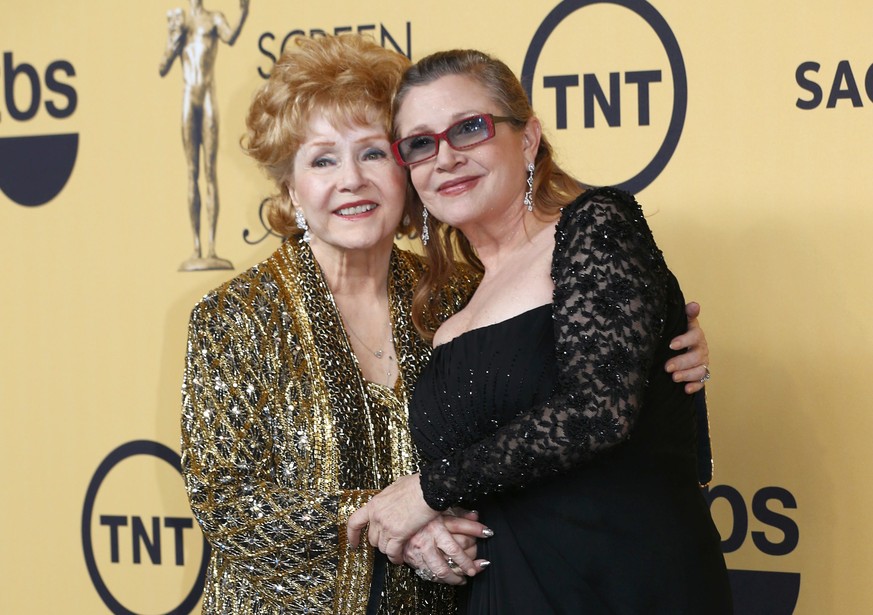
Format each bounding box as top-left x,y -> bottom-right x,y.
393,49 -> 585,340
242,34 -> 411,236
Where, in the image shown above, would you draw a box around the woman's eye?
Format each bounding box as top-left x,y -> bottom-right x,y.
362,148 -> 388,161
457,117 -> 486,134
312,157 -> 334,168
407,135 -> 435,151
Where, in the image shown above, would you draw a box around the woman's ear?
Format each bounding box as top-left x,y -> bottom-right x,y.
285,181 -> 297,207
522,116 -> 542,160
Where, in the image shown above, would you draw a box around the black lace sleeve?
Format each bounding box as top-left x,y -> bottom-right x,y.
419,187 -> 672,510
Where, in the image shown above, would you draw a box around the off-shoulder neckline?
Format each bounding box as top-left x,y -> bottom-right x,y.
433,303 -> 552,352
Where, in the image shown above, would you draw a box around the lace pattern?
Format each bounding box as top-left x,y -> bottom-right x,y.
419,187 -> 673,510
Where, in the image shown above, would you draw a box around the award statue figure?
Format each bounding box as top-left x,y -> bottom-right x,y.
159,0 -> 249,271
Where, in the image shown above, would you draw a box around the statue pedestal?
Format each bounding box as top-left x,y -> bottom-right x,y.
178,256 -> 234,272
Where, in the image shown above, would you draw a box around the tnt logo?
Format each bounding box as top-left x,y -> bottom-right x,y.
82,441 -> 209,615
521,0 -> 686,192
0,51 -> 78,207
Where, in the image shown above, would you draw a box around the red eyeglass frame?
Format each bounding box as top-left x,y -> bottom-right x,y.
391,114 -> 517,166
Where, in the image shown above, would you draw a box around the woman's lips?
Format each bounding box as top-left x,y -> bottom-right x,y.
437,176 -> 479,196
335,202 -> 377,217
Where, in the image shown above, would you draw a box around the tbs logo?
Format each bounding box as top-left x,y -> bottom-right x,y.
0,51 -> 78,207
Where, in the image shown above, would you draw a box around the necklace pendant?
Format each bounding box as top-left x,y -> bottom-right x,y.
374,350 -> 383,358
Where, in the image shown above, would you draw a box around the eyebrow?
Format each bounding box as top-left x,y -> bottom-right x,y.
401,111 -> 486,137
302,139 -> 336,148
302,133 -> 389,149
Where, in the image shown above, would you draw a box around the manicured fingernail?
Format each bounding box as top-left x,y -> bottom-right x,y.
479,560 -> 491,569
665,362 -> 675,371
482,528 -> 494,537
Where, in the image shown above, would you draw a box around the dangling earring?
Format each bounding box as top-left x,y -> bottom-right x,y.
421,207 -> 430,246
524,162 -> 535,212
295,208 -> 312,243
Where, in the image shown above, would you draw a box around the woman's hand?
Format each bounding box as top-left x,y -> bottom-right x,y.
403,509 -> 491,583
665,301 -> 711,393
347,473 -> 440,565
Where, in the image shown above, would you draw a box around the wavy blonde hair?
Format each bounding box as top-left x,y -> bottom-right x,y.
242,34 -> 412,237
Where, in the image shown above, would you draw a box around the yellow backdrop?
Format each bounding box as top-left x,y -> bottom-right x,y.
3,1 -> 872,612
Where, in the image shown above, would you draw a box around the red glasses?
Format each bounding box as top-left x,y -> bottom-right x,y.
391,114 -> 517,166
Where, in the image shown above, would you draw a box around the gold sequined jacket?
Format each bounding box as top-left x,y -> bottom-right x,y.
181,240 -> 478,614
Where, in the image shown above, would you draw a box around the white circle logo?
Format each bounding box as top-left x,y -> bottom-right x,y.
82,441 -> 209,615
521,0 -> 687,192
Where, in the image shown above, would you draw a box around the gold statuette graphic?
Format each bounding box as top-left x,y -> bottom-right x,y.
159,0 -> 249,271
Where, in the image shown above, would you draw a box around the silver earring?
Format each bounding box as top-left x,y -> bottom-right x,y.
524,162 -> 535,212
421,207 -> 430,246
295,209 -> 311,243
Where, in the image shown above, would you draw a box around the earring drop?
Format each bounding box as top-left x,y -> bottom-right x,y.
421,207 -> 430,246
524,162 -> 535,212
295,209 -> 312,243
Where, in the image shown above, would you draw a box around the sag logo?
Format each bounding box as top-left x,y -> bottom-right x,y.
521,0 -> 686,193
82,441 -> 209,615
705,484 -> 801,614
0,51 -> 78,207
796,59 -> 873,109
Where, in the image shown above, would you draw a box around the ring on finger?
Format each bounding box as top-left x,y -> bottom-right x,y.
415,567 -> 437,582
446,557 -> 465,576
699,365 -> 711,383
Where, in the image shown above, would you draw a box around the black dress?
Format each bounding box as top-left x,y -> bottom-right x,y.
409,188 -> 732,614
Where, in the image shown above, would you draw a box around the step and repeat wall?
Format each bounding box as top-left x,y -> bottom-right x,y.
3,1 -> 872,612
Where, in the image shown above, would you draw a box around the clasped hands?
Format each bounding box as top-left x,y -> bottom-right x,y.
347,474 -> 491,585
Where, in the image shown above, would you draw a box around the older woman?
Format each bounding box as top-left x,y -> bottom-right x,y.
181,35 -> 712,614
348,49 -> 731,613
180,35 -> 488,614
